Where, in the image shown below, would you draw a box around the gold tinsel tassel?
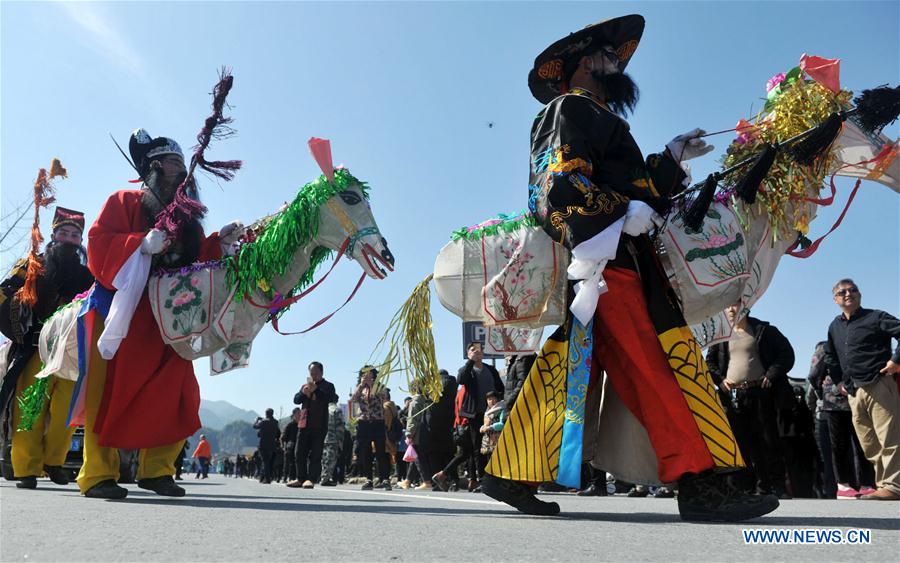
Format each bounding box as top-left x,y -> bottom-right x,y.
368,274 -> 442,404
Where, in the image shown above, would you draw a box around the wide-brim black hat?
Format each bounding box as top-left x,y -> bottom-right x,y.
528,15 -> 645,104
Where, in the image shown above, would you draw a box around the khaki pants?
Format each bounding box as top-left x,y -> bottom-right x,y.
11,354 -> 77,478
849,375 -> 900,495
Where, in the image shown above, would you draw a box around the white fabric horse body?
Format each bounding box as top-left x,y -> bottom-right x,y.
38,177 -> 393,380
433,123 -> 898,346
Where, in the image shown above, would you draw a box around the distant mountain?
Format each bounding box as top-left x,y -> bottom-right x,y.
188,420 -> 258,456
199,399 -> 260,430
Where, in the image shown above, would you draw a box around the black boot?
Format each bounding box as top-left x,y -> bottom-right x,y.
84,479 -> 128,499
16,476 -> 37,489
481,474 -> 560,516
137,476 -> 186,497
44,465 -> 70,485
577,483 -> 607,497
677,471 -> 779,522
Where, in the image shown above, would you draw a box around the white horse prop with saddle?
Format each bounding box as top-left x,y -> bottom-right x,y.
38,139 -> 394,379
433,56 -> 898,349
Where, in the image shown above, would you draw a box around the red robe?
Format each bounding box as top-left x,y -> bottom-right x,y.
88,190 -> 221,449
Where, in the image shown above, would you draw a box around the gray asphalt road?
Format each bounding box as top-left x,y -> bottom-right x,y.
1,475 -> 897,562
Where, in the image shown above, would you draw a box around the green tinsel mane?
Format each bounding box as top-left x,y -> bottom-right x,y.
226,168 -> 370,302
451,211 -> 537,241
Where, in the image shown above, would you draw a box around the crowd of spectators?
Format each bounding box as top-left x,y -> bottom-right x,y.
193,278 -> 899,502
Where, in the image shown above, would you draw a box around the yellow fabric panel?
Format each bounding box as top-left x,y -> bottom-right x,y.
486,336 -> 568,482
659,326 -> 745,468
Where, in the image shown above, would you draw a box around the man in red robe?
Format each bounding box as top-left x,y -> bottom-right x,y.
78,129 -> 239,499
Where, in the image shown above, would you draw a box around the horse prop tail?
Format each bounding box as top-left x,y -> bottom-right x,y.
368,274 -> 442,404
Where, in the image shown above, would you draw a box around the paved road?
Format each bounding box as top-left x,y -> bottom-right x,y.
1,475 -> 897,561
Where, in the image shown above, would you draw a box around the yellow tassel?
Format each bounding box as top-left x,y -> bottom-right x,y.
368,274 -> 442,404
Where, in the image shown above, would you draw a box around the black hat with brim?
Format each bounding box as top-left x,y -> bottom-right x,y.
128,128 -> 184,178
528,15 -> 645,104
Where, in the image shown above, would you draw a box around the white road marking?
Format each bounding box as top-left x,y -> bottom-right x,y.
310,486 -> 503,507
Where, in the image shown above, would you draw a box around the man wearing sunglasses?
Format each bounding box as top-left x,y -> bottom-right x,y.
824,278 -> 900,500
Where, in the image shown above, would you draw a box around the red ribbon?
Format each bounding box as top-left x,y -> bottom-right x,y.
246,237 -> 350,312
243,236 -> 371,335
786,145 -> 894,258
270,272 -> 366,335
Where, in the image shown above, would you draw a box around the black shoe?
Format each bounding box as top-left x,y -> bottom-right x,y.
654,487 -> 675,499
138,476 -> 186,497
627,485 -> 649,497
677,471 -> 779,522
448,482 -> 460,492
84,479 -> 128,499
432,472 -> 450,492
380,481 -> 392,491
577,483 -> 607,497
16,476 -> 37,489
44,465 -> 70,485
361,480 -> 374,490
320,479 -> 337,487
481,474 -> 560,516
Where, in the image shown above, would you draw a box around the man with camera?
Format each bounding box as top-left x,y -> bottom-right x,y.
253,408 -> 281,484
288,361 -> 337,489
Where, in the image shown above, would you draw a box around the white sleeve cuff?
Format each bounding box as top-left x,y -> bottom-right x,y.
98,246 -> 152,360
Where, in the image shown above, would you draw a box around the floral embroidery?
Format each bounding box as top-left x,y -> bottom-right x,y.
485,234 -> 549,322
682,208 -> 748,280
163,273 -> 208,336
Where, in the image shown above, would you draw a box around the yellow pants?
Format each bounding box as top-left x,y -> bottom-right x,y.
11,353 -> 77,478
77,316 -> 183,493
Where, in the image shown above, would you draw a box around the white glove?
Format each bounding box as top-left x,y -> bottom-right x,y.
622,201 -> 663,236
218,220 -> 245,246
140,229 -> 169,255
666,128 -> 715,162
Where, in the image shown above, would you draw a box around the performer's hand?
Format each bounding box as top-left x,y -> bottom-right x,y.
666,128 -> 715,162
622,201 -> 664,236
219,220 -> 245,246
720,380 -> 733,391
838,383 -> 849,396
879,360 -> 900,375
140,229 -> 170,255
761,377 -> 772,389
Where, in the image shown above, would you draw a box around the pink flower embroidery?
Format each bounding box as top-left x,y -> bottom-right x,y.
168,279 -> 179,291
191,277 -> 201,287
699,234 -> 734,250
173,290 -> 194,307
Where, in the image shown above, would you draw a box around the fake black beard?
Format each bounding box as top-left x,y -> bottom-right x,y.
590,71 -> 640,117
44,241 -> 92,299
141,170 -> 190,223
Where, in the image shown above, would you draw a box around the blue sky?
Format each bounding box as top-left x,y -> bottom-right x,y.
2,1 -> 897,417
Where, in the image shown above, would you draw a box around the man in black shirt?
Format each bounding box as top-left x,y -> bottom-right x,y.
288,361 -> 338,489
281,408 -> 300,483
454,342 -> 504,491
253,408 -> 281,484
824,278 -> 900,501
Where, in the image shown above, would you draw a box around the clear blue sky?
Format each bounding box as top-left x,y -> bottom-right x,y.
2,1 -> 897,417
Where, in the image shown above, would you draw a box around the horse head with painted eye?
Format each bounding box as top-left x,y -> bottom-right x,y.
139,146 -> 395,374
